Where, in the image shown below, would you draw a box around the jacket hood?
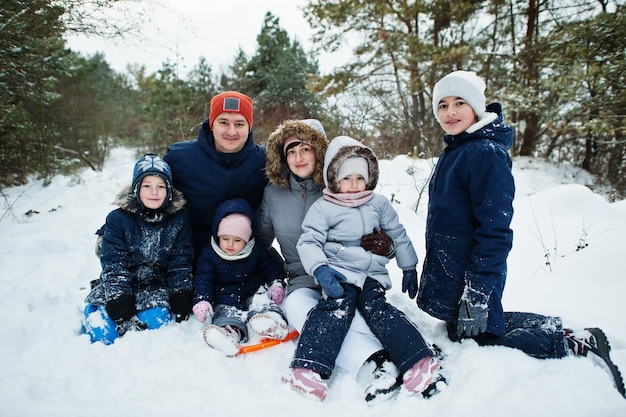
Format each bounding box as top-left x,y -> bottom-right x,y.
113,185 -> 187,215
266,119 -> 328,187
324,136 -> 379,193
211,198 -> 257,241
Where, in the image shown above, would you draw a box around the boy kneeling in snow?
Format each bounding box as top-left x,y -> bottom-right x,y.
83,154 -> 194,344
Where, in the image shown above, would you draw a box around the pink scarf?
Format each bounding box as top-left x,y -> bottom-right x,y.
323,188 -> 374,207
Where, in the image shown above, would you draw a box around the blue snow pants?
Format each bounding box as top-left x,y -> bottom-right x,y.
83,303 -> 171,345
292,278 -> 434,377
448,311 -> 568,359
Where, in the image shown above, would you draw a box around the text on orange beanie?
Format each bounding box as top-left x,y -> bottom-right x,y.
209,91 -> 253,129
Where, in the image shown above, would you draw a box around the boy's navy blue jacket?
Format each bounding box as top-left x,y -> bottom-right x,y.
193,198 -> 284,309
85,187 -> 194,311
417,103 -> 515,337
163,119 -> 268,260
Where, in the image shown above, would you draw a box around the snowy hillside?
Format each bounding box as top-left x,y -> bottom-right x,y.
1,147 -> 625,417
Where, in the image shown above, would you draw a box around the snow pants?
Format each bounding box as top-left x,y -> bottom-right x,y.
211,301 -> 286,343
449,311 -> 567,359
284,287 -> 383,378
291,278 -> 434,377
83,303 -> 171,345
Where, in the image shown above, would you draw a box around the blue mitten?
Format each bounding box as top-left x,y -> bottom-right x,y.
313,265 -> 346,298
401,269 -> 418,299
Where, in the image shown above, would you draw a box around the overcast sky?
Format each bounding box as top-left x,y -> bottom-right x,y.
64,0 -> 323,76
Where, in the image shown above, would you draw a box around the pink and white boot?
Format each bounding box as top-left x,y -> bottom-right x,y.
402,356 -> 441,396
282,368 -> 328,401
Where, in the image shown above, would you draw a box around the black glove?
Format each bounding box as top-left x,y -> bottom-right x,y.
106,294 -> 146,336
106,293 -> 137,323
115,315 -> 148,337
456,297 -> 489,338
401,269 -> 418,299
169,290 -> 193,322
360,228 -> 395,258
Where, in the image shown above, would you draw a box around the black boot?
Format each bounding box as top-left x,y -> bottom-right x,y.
566,328 -> 625,398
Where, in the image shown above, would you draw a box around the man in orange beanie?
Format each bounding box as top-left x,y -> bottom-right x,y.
164,91 -> 267,268
209,91 -> 253,129
208,91 -> 254,153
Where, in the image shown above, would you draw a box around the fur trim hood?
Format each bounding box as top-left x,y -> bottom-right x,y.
265,119 -> 328,187
113,185 -> 187,216
324,136 -> 379,193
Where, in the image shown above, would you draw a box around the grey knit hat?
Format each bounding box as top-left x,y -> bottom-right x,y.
337,156 -> 369,183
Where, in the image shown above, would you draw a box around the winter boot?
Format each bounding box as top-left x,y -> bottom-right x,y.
359,350 -> 402,403
421,373 -> 448,398
282,368 -> 328,401
420,344 -> 448,398
203,324 -> 242,357
248,311 -> 288,340
402,356 -> 441,396
565,328 -> 626,397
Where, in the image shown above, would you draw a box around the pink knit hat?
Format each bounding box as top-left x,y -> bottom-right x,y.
217,213 -> 252,242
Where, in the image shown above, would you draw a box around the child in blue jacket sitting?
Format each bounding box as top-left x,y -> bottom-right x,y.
192,198 -> 288,356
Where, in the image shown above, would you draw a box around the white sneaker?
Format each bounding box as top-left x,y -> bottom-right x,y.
248,312 -> 288,340
203,324 -> 241,357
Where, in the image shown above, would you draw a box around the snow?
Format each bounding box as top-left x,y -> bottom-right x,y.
1,147 -> 625,416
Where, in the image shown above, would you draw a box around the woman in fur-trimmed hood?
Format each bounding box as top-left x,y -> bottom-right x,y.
258,123 -> 407,400
264,119 -> 328,187
83,154 -> 194,345
285,136 -> 442,400
258,119 -> 329,293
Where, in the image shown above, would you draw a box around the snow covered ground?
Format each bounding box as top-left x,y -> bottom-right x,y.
1,147 -> 625,417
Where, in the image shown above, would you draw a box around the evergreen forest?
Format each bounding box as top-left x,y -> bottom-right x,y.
1,0 -> 624,199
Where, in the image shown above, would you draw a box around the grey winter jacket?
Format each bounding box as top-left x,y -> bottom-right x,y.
257,175 -> 323,294
296,136 -> 418,290
257,119 -> 329,295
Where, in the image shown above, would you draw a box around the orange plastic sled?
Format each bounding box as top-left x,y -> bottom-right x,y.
239,329 -> 299,354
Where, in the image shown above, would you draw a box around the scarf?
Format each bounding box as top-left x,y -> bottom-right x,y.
211,237 -> 255,261
322,188 -> 374,208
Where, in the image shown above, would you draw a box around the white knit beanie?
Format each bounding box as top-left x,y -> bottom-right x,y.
432,70 -> 486,122
337,156 -> 369,183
